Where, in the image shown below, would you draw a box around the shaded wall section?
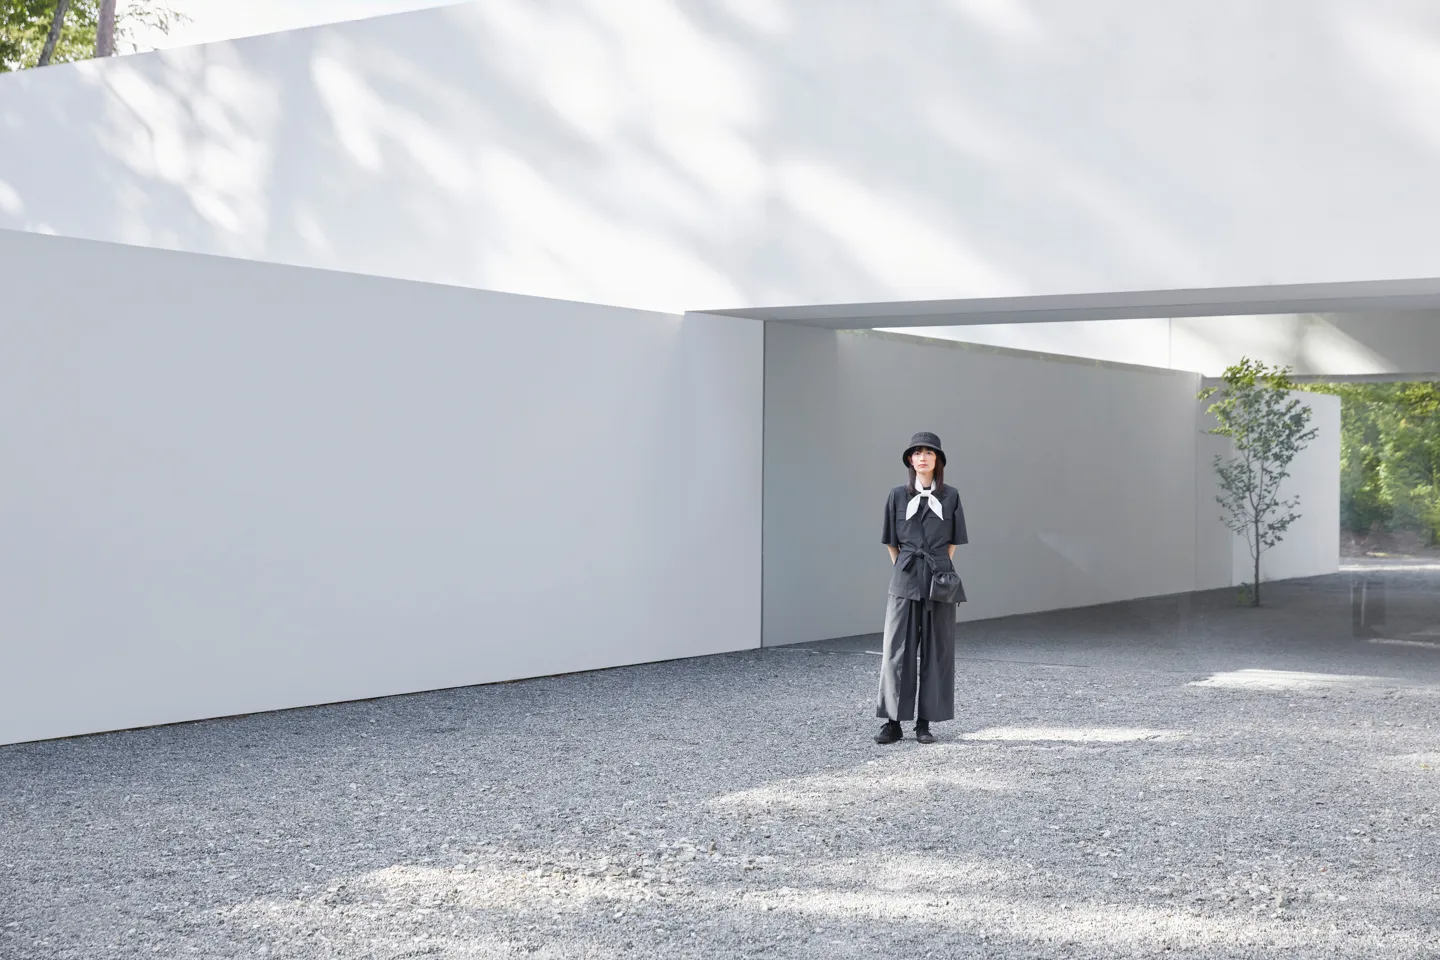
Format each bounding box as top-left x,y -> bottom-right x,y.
761,327 -> 1205,645
0,232 -> 763,745
5,0 -> 1440,313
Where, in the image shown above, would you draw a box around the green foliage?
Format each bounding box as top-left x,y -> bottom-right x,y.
1,0 -> 184,71
1,0 -> 98,72
1199,358 -> 1319,606
1302,380 -> 1440,545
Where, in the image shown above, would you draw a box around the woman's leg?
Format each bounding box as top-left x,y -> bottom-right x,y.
916,601 -> 956,723
875,595 -> 919,721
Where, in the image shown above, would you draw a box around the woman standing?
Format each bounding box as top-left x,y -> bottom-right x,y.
876,432 -> 968,744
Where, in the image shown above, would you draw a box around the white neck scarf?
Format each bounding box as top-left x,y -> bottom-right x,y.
905,482 -> 943,520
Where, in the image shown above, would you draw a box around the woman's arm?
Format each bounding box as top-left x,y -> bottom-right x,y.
882,490 -> 899,563
949,491 -> 968,558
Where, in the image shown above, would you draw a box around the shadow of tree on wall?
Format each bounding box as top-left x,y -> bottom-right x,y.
6,1 -> 1440,314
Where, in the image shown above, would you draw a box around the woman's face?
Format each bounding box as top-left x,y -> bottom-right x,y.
910,447 -> 937,474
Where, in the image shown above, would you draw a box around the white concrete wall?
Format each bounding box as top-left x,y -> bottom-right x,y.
5,1 -> 1440,314
1172,316 -> 1440,380
1194,428 -> 1236,591
1263,392 -> 1342,580
898,313 -> 1440,378
761,327 -> 1208,646
0,231 -> 763,746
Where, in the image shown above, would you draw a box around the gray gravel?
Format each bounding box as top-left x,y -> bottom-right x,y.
4,564 -> 1440,959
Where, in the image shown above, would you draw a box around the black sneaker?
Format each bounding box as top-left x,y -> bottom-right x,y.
914,722 -> 936,744
874,721 -> 902,745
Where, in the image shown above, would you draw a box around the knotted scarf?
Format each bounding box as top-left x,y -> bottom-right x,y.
905,482 -> 944,521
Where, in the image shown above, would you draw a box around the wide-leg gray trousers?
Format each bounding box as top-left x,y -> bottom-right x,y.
875,595 -> 956,722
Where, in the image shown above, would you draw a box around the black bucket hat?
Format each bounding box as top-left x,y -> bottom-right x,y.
903,431 -> 947,466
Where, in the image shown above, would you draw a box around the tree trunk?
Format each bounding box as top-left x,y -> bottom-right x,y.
96,0 -> 117,58
36,0 -> 73,67
1252,525 -> 1262,607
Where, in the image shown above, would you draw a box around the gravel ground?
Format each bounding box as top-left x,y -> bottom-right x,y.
3,565 -> 1440,959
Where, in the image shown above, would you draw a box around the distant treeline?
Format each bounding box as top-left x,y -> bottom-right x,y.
1303,381 -> 1440,545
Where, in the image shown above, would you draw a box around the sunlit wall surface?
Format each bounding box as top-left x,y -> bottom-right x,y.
896,313 -> 1440,378
5,0 -> 1440,313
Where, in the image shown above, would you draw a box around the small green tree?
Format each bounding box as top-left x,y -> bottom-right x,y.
1199,359 -> 1319,607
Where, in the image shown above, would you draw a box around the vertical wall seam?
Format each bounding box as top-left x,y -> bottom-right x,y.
1193,370 -> 1201,593
759,320 -> 767,648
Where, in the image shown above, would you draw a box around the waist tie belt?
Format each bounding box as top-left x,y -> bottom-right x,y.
899,549 -> 947,572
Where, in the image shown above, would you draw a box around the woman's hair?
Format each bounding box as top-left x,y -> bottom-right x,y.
905,451 -> 945,496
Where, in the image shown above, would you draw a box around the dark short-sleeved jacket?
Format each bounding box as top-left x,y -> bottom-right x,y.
882,483 -> 968,602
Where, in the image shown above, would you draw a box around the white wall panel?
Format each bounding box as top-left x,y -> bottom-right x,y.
1194,429 -> 1237,592
5,1 -> 1440,314
899,314 -> 1440,378
0,232 -> 762,745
